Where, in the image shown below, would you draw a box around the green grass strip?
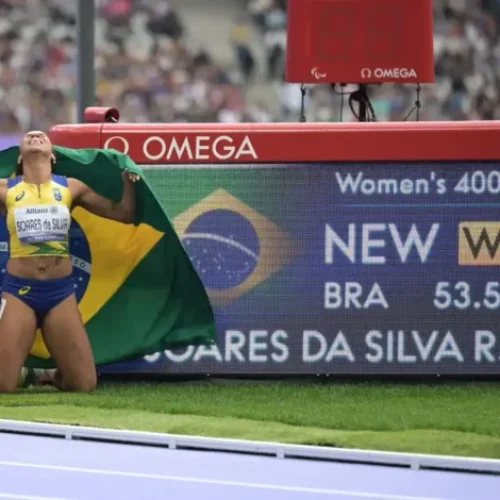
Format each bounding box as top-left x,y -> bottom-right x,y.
0,381 -> 499,458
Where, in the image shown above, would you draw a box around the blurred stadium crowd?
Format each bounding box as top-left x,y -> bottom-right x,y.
0,0 -> 499,133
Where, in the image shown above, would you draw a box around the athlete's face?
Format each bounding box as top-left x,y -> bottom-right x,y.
20,131 -> 53,156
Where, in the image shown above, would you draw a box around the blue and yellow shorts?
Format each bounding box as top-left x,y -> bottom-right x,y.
2,272 -> 75,327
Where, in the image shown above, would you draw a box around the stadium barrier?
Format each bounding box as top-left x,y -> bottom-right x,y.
48,113 -> 500,376
1,418 -> 499,474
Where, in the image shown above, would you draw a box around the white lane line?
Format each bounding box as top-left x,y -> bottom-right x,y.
0,494 -> 72,500
0,461 -> 450,500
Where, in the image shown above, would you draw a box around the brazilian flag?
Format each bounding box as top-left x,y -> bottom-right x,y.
0,146 -> 217,368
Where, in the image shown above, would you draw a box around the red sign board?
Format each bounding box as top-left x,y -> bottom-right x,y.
48,121 -> 500,164
286,0 -> 435,84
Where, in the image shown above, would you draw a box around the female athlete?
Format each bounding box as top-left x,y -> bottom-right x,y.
0,130 -> 139,393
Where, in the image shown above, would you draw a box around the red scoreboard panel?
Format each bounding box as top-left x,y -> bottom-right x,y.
286,0 -> 435,84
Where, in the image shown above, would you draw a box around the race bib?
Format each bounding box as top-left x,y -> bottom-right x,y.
14,204 -> 71,244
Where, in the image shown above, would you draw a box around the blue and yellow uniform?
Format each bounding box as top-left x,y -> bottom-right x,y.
6,175 -> 72,258
3,175 -> 75,324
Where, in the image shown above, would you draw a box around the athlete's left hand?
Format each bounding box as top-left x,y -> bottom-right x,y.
124,171 -> 140,183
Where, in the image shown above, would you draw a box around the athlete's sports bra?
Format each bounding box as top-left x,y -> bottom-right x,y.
5,175 -> 72,259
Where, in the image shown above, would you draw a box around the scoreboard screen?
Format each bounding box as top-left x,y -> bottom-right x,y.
103,160 -> 500,375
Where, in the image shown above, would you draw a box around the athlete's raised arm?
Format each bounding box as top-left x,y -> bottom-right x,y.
68,171 -> 140,224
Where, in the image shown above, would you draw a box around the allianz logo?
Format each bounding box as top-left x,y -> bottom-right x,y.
25,208 -> 49,214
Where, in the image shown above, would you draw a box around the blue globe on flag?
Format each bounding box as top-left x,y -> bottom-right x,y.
182,209 -> 260,291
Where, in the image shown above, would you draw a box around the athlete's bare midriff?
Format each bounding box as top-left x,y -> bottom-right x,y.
6,256 -> 73,280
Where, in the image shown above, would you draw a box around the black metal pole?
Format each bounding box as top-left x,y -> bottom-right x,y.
76,0 -> 96,123
358,84 -> 368,122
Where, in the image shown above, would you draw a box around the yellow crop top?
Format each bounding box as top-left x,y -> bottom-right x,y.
6,175 -> 72,258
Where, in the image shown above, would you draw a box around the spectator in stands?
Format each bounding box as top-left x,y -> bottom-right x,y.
230,13 -> 256,83
147,2 -> 184,40
249,0 -> 287,80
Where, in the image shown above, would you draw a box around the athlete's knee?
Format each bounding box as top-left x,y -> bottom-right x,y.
75,377 -> 97,393
0,378 -> 18,393
62,371 -> 97,393
0,359 -> 23,393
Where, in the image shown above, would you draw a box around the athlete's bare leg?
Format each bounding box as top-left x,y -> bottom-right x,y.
0,293 -> 37,393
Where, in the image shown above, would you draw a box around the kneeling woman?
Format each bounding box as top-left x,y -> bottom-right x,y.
0,131 -> 139,393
